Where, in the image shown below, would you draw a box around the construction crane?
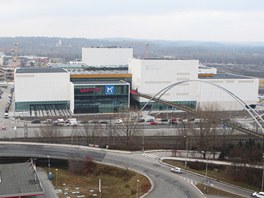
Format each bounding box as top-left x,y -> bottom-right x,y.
11,42 -> 20,81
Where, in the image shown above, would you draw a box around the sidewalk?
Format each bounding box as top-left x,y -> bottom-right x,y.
37,168 -> 59,198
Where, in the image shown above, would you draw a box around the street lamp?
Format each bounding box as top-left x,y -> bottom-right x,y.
47,155 -> 50,173
201,151 -> 209,190
142,123 -> 145,152
55,169 -> 58,187
261,155 -> 264,192
136,179 -> 140,198
184,136 -> 188,168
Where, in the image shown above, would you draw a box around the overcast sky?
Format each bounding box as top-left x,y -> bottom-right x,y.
1,0 -> 264,42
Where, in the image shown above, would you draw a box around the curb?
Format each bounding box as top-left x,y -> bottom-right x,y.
160,157 -> 253,196
96,161 -> 154,198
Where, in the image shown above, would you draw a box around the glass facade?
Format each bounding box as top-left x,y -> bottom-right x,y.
74,84 -> 129,114
15,100 -> 70,112
137,100 -> 196,111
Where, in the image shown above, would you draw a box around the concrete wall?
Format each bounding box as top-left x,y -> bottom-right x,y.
82,48 -> 133,66
15,72 -> 71,102
198,78 -> 259,110
129,58 -> 199,103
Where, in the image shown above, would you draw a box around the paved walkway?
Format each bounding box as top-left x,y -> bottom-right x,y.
37,168 -> 58,198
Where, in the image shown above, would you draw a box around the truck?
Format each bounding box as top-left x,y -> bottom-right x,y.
67,118 -> 77,126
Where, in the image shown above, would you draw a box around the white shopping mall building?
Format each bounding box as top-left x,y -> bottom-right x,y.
128,58 -> 259,111
13,47 -> 259,115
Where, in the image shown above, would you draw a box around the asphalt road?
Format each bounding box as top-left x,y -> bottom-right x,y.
0,142 -> 205,198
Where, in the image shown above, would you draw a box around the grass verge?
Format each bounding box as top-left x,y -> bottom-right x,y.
196,183 -> 244,198
163,159 -> 257,191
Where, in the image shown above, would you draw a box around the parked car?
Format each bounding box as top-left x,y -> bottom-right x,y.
171,167 -> 182,174
114,119 -> 123,124
100,121 -> 108,125
146,118 -> 154,122
80,120 -> 89,124
150,121 -> 157,125
31,119 -> 41,124
252,192 -> 264,198
43,119 -> 53,124
90,120 -> 99,124
169,118 -> 183,124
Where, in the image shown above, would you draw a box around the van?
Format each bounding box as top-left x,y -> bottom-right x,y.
171,167 -> 182,174
67,118 -> 77,126
4,113 -> 8,119
57,119 -> 64,126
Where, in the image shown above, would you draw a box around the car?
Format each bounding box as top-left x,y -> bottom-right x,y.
150,121 -> 157,125
114,119 -> 123,124
171,167 -> 182,174
43,119 -> 53,124
252,192 -> 264,198
80,120 -> 89,124
100,121 -> 108,125
90,120 -> 99,124
146,118 -> 154,122
31,119 -> 41,124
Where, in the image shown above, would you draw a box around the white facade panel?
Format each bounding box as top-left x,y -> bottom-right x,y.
15,72 -> 71,102
198,78 -> 259,110
82,48 -> 133,66
129,58 -> 199,103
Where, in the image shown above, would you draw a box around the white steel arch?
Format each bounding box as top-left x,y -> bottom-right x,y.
140,80 -> 264,135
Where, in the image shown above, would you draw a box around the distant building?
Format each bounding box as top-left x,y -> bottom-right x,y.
198,65 -> 217,77
82,47 -> 133,66
0,52 -> 4,66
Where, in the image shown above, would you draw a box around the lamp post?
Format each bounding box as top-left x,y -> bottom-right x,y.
142,123 -> 145,152
261,155 -> 264,192
201,151 -> 209,190
47,155 -> 50,173
55,169 -> 58,187
136,179 -> 140,198
184,136 -> 188,168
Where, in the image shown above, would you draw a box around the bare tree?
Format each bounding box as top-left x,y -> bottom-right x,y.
187,104 -> 222,159
81,123 -> 103,145
39,125 -> 62,143
115,109 -> 142,145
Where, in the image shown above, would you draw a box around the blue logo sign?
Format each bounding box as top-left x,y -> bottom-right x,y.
105,85 -> 115,95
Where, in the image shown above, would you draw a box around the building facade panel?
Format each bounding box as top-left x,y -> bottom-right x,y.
15,68 -> 71,112
129,58 -> 199,107
198,78 -> 259,110
82,47 -> 133,66
73,82 -> 130,114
